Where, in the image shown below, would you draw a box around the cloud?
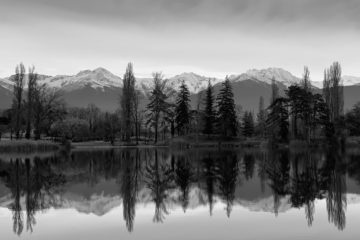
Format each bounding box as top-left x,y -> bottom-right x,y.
2,0 -> 360,29
1,0 -> 360,79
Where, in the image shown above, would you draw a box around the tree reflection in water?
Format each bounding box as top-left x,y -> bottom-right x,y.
324,146 -> 347,230
174,155 -> 193,212
144,149 -> 174,223
216,153 -> 239,217
0,146 -> 357,236
202,154 -> 217,216
120,150 -> 139,232
1,157 -> 65,236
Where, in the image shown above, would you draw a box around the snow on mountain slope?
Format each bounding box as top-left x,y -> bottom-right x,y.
342,76 -> 360,86
0,68 -> 123,92
167,72 -> 222,94
0,77 -> 14,91
135,77 -> 154,94
237,195 -> 292,214
2,68 -> 360,96
43,67 -> 122,91
229,68 -> 301,87
310,75 -> 360,89
0,74 -> 54,91
60,193 -> 122,216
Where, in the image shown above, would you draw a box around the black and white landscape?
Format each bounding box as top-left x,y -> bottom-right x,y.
2,0 -> 360,240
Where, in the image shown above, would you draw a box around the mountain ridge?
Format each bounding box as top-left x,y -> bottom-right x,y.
2,67 -> 360,92
1,67 -> 360,111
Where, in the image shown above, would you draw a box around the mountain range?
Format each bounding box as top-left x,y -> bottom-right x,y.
1,67 -> 360,112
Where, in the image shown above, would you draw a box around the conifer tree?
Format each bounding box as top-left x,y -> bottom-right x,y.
175,81 -> 190,135
256,96 -> 267,137
271,77 -> 279,104
267,77 -> 282,141
146,73 -> 169,143
286,85 -> 303,138
203,80 -> 216,135
216,77 -> 238,137
242,111 -> 254,137
121,63 -> 136,142
301,66 -> 312,143
266,97 -> 289,142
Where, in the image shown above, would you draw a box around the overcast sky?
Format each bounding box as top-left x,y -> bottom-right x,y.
1,0 -> 360,80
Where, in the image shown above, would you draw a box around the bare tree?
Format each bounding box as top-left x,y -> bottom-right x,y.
323,62 -> 343,124
12,63 -> 26,139
33,84 -> 65,140
301,66 -> 311,92
86,103 -> 100,135
25,66 -> 38,139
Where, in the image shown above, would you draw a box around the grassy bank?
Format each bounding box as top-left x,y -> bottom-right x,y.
167,135 -> 267,149
71,135 -> 269,149
71,140 -> 168,148
45,135 -> 360,151
0,140 -> 60,153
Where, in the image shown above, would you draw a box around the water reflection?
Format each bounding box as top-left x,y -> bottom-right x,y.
0,147 -> 359,237
1,157 -> 66,235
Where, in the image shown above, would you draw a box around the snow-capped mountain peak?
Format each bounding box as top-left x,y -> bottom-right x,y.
342,75 -> 360,86
0,77 -> 14,91
229,68 -> 301,87
309,75 -> 360,88
167,72 -> 222,94
2,68 -> 360,96
43,68 -> 122,91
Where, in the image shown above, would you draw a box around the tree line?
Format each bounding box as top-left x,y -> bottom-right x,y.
118,61 -> 351,145
1,61 -> 359,144
0,63 -> 66,140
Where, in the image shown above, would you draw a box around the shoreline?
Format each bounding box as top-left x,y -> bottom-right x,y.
0,137 -> 359,153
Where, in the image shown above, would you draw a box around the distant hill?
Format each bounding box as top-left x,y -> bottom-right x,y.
0,85 -> 12,110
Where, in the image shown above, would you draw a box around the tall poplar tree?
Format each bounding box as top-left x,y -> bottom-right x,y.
323,62 -> 344,139
301,66 -> 312,143
323,62 -> 343,124
25,67 -> 38,139
121,63 -> 136,142
12,63 -> 26,139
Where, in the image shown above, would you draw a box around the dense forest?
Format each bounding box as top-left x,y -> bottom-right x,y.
1,62 -> 360,145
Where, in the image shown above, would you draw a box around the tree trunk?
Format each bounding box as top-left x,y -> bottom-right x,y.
171,121 -> 175,138
154,122 -> 158,144
135,114 -> 139,145
25,122 -> 31,139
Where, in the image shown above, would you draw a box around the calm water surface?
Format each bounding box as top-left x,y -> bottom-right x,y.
0,147 -> 360,239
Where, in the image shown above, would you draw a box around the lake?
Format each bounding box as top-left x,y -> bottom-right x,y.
0,147 -> 360,239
